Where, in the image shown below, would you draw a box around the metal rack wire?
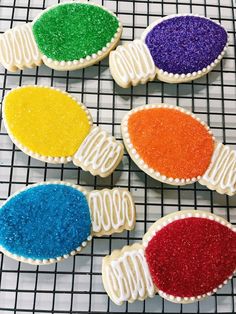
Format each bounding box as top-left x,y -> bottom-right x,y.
0,0 -> 235,313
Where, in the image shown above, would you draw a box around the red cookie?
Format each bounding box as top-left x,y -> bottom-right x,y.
102,210 -> 236,305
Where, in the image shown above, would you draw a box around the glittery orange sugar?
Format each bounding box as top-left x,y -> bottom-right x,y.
128,108 -> 214,179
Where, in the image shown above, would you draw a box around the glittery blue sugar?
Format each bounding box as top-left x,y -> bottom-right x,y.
0,184 -> 91,260
145,16 -> 227,74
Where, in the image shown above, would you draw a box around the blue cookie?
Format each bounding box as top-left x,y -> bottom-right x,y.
0,182 -> 135,264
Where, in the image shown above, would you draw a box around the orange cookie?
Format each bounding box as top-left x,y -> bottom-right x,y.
122,105 -> 236,195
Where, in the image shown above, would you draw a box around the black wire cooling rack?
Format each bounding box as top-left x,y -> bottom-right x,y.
0,0 -> 235,313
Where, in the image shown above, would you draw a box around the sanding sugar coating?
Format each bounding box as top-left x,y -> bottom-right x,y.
0,184 -> 91,260
145,15 -> 228,74
145,217 -> 236,298
32,2 -> 119,61
3,86 -> 91,158
127,107 -> 214,179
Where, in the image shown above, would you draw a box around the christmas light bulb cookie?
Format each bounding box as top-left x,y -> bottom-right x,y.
0,182 -> 135,265
122,105 -> 236,195
0,1 -> 122,72
103,210 -> 236,305
3,86 -> 124,177
109,14 -> 228,87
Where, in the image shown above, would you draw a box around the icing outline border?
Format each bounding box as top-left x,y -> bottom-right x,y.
121,104 -> 215,185
141,14 -> 229,80
142,210 -> 236,303
0,181 -> 92,265
32,0 -> 122,68
2,85 -> 93,164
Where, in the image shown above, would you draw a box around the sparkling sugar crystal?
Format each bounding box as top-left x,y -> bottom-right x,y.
145,15 -> 227,74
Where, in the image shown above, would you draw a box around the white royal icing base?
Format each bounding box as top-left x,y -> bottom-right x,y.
73,126 -> 124,177
121,104 -> 214,186
102,243 -> 156,305
88,188 -> 135,236
142,210 -> 236,304
0,23 -> 42,72
33,1 -> 122,71
109,39 -> 156,88
199,142 -> 236,196
2,85 -> 94,166
109,14 -> 228,87
0,181 -> 91,265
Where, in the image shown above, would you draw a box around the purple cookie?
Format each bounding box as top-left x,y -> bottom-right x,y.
145,15 -> 227,75
109,14 -> 228,87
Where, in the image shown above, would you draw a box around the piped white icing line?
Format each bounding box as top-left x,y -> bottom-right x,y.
199,143 -> 236,196
89,188 -> 135,236
103,246 -> 155,305
0,181 -> 91,265
2,85 -> 93,165
0,23 -> 42,71
33,1 -> 122,69
141,14 -> 229,81
121,104 -> 214,185
142,210 -> 236,303
73,126 -> 123,177
109,39 -> 156,87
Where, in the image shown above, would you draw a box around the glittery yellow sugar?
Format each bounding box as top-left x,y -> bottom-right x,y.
4,86 -> 91,157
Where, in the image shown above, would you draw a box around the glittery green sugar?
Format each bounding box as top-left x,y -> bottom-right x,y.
32,3 -> 119,61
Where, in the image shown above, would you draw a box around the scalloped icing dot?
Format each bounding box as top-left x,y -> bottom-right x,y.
0,183 -> 91,260
4,86 -> 91,158
145,15 -> 227,74
145,216 -> 236,298
127,107 -> 214,180
32,2 -> 119,62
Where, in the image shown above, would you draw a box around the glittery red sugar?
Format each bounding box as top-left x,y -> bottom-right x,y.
145,217 -> 236,297
128,108 -> 214,179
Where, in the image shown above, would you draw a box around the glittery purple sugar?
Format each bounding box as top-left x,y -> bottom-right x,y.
145,16 -> 227,74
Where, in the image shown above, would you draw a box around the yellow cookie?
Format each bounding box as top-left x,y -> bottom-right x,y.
3,86 -> 124,177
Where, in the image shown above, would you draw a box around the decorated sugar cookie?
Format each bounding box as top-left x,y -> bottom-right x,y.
3,86 -> 124,177
0,1 -> 122,72
103,210 -> 236,305
109,14 -> 228,87
0,182 -> 135,265
122,105 -> 236,195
